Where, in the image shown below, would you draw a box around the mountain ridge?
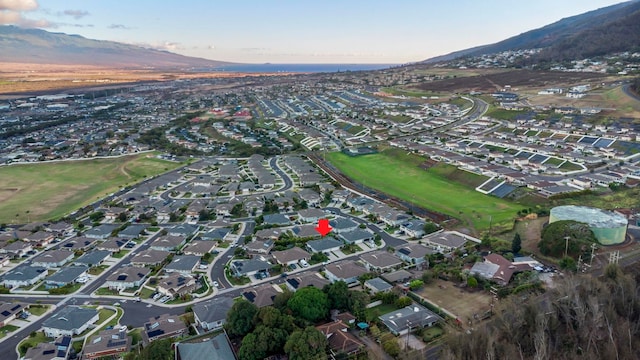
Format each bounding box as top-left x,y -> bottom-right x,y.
421,0 -> 640,64
0,25 -> 232,69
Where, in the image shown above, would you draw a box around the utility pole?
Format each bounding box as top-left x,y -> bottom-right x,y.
564,236 -> 570,258
590,243 -> 597,267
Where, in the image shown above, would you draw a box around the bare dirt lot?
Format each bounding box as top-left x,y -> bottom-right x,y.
412,69 -> 609,93
416,279 -> 494,324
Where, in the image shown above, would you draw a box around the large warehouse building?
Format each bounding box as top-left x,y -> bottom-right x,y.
549,205 -> 628,245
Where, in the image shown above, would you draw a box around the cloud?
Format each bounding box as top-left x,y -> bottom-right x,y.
132,41 -> 184,52
108,23 -> 133,30
0,0 -> 37,11
62,9 -> 88,19
207,45 -> 215,50
0,9 -> 53,27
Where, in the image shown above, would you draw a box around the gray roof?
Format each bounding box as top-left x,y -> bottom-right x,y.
0,265 -> 47,282
329,217 -> 358,230
200,228 -> 230,241
42,306 -> 98,331
165,255 -> 200,272
360,251 -> 403,268
74,250 -> 111,267
307,237 -> 343,252
262,214 -> 290,225
119,224 -> 147,238
33,249 -> 74,265
85,224 -> 119,238
381,269 -> 413,283
231,259 -> 271,275
193,296 -> 235,325
168,224 -> 199,236
365,277 -> 393,292
45,265 -> 88,284
106,267 -> 151,283
379,303 -> 441,334
131,249 -> 170,265
396,243 -> 434,259
177,333 -> 235,360
340,229 -> 373,243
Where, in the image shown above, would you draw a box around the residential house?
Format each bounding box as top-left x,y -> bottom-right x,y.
104,207 -> 128,222
230,259 -> 271,278
164,255 -> 200,274
379,303 -> 441,336
85,224 -> 119,239
73,250 -> 111,268
141,314 -> 187,344
298,208 -> 327,223
192,296 -> 235,331
324,261 -> 368,286
45,222 -> 74,237
23,231 -> 56,247
0,265 -> 47,288
380,269 -> 413,284
44,265 -> 88,288
298,188 -> 322,207
244,239 -> 274,255
177,333 -> 236,360
0,241 -> 32,258
42,306 -> 99,338
242,283 -> 283,307
364,277 -> 394,294
360,251 -> 403,272
57,236 -> 97,252
130,249 -> 170,267
329,217 -> 359,234
340,229 -> 374,244
395,243 -> 434,265
470,253 -> 530,286
285,272 -> 330,292
83,329 -> 132,360
157,273 -> 197,298
306,237 -> 343,254
119,224 -> 147,239
254,228 -> 285,241
182,240 -> 216,257
399,219 -> 426,238
32,250 -> 74,268
97,238 -> 127,253
23,336 -> 71,360
167,224 -> 199,238
200,228 -> 231,241
262,214 -> 291,226
104,267 -> 151,291
291,224 -> 321,239
423,231 -> 479,252
271,247 -> 310,266
316,320 -> 365,356
149,235 -> 186,251
0,302 -> 27,326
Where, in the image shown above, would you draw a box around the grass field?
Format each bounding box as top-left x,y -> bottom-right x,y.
0,153 -> 182,224
326,150 -> 520,230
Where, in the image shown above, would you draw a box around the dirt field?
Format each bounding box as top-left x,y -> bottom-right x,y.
416,279 -> 494,324
412,69 -> 609,93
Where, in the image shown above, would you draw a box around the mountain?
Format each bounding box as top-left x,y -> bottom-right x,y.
0,25 -> 231,69
422,0 -> 640,64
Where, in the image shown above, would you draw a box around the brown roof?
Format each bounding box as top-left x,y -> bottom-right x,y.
359,251 -> 403,269
272,247 -> 310,264
243,284 -> 282,308
316,320 -> 364,354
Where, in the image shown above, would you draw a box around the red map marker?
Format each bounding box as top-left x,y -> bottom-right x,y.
315,219 -> 332,237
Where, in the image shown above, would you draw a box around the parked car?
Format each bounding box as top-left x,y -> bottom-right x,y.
212,281 -> 219,288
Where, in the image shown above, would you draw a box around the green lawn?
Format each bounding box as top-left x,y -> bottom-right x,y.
28,305 -> 49,316
0,153 -> 182,224
326,151 -> 520,230
19,333 -> 53,356
0,324 -> 19,338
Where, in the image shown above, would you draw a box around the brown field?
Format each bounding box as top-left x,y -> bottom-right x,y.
416,279 -> 494,324
0,62 -> 294,98
412,69 -> 610,93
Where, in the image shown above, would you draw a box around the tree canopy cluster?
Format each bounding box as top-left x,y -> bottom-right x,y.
442,265 -> 640,360
538,220 -> 597,259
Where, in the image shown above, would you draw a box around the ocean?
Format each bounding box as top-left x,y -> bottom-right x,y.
212,63 -> 397,73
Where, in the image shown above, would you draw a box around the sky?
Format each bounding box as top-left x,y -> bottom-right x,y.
0,0 -> 629,64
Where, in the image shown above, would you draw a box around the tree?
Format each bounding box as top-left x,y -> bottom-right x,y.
273,290 -> 293,312
558,257 -> 577,272
512,233 -> 522,254
422,270 -> 434,284
395,296 -> 412,308
381,333 -> 400,357
323,281 -> 350,311
288,287 -> 329,322
348,290 -> 369,321
237,332 -> 267,360
423,221 -> 439,235
284,326 -> 329,360
225,299 -> 258,337
409,279 -> 424,290
467,276 -> 478,288
131,338 -> 173,360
